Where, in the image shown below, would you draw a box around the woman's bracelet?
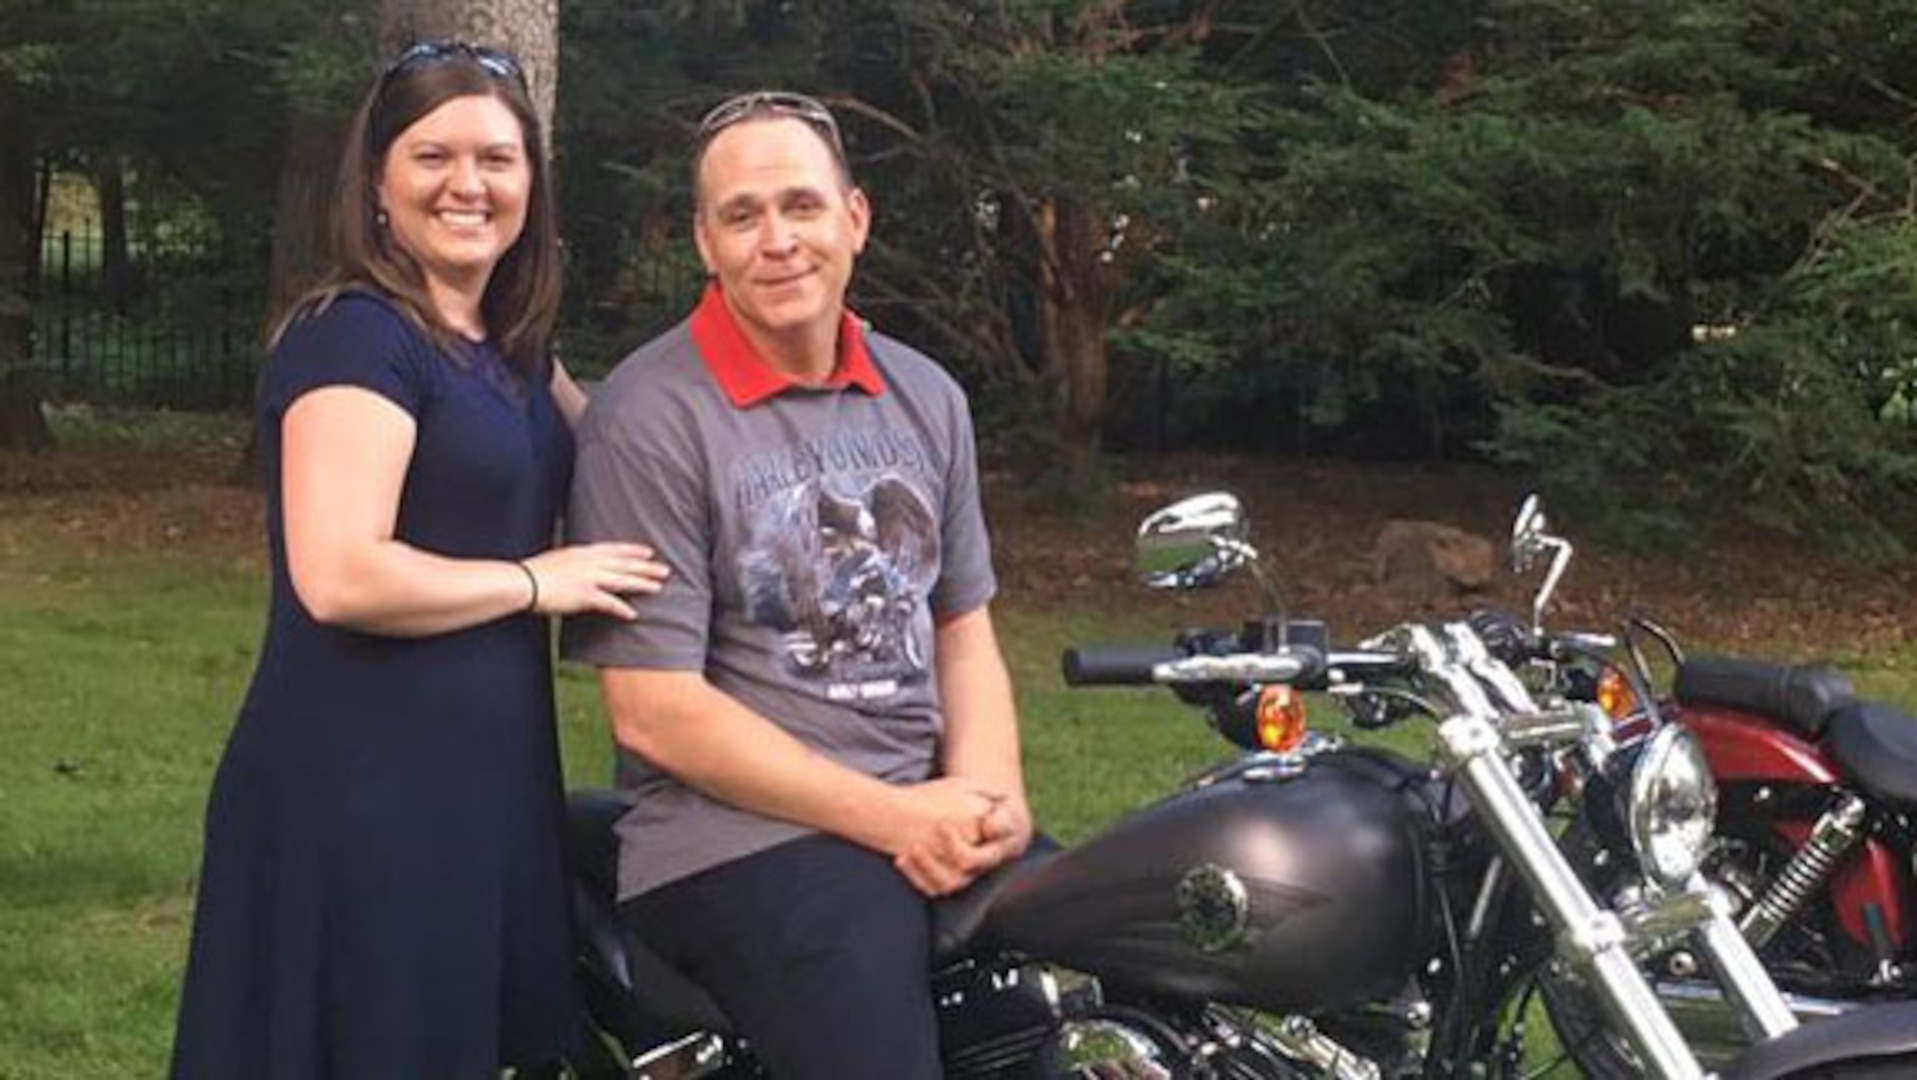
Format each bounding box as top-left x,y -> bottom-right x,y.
516,560 -> 540,614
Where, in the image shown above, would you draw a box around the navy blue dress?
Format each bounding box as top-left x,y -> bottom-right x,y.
171,293 -> 580,1078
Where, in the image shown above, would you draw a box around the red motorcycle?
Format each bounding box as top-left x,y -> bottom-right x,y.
1539,621 -> 1917,1075
1479,505 -> 1917,1075
1667,649 -> 1915,997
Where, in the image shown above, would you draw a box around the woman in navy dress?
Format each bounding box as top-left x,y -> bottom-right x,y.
169,43 -> 668,1078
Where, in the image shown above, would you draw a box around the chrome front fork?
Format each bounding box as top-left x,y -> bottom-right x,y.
1439,712 -> 1709,1080
1439,710 -> 1804,1079
1616,885 -> 1799,1042
1694,893 -> 1799,1040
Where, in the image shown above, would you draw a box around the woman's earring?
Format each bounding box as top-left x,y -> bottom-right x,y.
375,209 -> 390,227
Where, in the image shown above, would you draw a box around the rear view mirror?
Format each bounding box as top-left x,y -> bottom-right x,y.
1509,493 -> 1572,631
1135,493 -> 1252,589
1510,493 -> 1548,573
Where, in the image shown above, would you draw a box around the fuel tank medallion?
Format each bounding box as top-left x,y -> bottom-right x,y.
1176,863 -> 1250,953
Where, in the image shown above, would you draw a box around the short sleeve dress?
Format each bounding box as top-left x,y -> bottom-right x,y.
170,292 -> 581,1079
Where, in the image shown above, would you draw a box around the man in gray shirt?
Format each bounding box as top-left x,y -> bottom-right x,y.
562,91 -> 1031,1078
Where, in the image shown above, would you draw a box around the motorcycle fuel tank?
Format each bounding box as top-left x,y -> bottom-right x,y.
982,749 -> 1437,1013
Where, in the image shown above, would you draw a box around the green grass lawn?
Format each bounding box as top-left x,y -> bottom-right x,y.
0,519 -> 1267,1076
0,549 -> 261,1076
5,427 -> 1915,1076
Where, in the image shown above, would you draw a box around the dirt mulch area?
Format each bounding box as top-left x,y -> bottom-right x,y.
0,437 -> 266,564
4,442 -> 1913,659
991,455 -> 1917,659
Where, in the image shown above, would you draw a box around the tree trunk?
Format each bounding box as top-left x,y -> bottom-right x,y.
267,113 -> 348,329
1035,195 -> 1114,475
0,77 -> 51,453
379,0 -> 559,138
231,109 -> 349,487
96,156 -> 132,311
26,155 -> 50,300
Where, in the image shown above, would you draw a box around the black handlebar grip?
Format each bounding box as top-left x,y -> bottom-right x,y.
1061,644 -> 1185,686
1466,608 -> 1536,664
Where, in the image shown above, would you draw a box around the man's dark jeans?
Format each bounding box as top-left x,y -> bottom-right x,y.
620,833 -> 942,1079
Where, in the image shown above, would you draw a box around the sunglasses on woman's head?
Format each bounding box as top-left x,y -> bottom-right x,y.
383,40 -> 527,90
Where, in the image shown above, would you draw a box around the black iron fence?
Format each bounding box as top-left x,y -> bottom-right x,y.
29,220 -> 263,411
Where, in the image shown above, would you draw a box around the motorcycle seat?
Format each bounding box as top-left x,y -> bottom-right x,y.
1824,701 -> 1917,808
564,788 -> 628,901
1673,656 -> 1856,738
564,790 -> 734,1043
930,837 -> 1061,966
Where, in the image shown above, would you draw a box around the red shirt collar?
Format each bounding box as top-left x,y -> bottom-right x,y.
688,282 -> 885,408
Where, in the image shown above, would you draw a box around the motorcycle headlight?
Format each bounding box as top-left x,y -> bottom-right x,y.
1627,725 -> 1717,891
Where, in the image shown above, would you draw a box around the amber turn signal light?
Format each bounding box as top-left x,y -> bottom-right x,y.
1596,667 -> 1639,719
1255,685 -> 1309,753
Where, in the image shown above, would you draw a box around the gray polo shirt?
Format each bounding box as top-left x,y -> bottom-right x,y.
561,313 -> 996,899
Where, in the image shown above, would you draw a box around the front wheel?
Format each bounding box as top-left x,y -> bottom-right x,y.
1533,963 -> 1649,1079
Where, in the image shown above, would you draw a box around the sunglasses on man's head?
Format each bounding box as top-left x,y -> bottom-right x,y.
696,91 -> 843,151
383,40 -> 527,90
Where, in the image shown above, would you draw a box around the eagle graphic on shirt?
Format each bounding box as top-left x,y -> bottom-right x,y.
738,474 -> 939,696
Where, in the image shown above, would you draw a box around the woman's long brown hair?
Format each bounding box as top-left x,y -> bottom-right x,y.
273,50 -> 561,381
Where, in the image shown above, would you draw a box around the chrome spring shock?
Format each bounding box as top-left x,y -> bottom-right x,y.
1738,793 -> 1870,950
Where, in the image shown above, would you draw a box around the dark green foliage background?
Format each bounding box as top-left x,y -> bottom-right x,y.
11,0 -> 1917,551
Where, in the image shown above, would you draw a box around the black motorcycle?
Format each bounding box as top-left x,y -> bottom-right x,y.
554,493 -> 1917,1079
